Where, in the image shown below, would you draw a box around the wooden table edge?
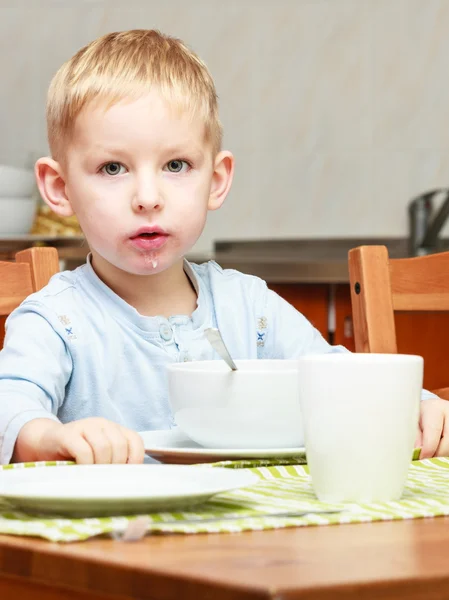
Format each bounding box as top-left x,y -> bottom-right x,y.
2,519 -> 449,600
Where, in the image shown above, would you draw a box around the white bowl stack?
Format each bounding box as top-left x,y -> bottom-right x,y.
0,164 -> 37,235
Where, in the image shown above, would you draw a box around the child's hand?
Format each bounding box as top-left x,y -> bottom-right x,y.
415,398 -> 449,459
14,417 -> 145,464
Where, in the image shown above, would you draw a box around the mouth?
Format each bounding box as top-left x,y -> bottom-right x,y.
134,232 -> 162,239
129,227 -> 169,251
130,226 -> 168,239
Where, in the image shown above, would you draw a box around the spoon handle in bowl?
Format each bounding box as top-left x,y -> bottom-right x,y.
204,328 -> 238,371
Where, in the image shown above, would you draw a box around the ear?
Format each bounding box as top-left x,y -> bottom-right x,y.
35,157 -> 74,217
208,151 -> 235,211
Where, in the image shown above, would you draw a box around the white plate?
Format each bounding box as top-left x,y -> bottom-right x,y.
0,465 -> 258,517
140,429 -> 306,464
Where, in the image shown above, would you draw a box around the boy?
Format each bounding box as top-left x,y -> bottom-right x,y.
0,30 -> 446,465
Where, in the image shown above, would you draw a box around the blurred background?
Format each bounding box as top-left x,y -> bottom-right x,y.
2,0 -> 449,247
1,0 -> 449,384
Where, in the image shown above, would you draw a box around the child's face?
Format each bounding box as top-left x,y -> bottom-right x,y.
42,91 -> 233,277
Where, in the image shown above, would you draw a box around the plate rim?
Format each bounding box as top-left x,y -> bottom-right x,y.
0,464 -> 259,501
139,429 -> 306,457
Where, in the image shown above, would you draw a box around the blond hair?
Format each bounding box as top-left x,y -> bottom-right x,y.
46,30 -> 222,158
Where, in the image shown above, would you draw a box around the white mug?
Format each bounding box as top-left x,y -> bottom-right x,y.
298,353 -> 423,503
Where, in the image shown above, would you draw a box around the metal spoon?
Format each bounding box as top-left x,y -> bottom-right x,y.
204,327 -> 238,371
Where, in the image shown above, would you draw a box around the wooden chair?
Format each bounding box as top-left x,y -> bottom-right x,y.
0,247 -> 59,349
348,245 -> 449,400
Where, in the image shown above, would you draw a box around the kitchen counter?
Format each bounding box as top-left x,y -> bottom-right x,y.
213,237 -> 412,284
214,254 -> 349,283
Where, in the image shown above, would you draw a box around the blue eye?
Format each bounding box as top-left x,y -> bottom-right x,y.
165,160 -> 189,173
101,162 -> 126,176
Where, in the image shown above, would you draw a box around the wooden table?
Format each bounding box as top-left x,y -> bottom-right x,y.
1,516 -> 449,599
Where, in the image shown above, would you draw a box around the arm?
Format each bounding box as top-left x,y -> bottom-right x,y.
0,302 -> 144,465
12,418 -> 64,462
0,302 -> 71,463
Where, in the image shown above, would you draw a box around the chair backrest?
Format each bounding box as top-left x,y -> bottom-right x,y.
0,247 -> 59,348
348,245 -> 449,399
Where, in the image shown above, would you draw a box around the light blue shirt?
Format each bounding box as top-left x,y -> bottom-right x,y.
0,258 -> 430,464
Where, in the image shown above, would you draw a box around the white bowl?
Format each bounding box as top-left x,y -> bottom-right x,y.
0,165 -> 35,197
167,360 -> 303,449
0,196 -> 37,234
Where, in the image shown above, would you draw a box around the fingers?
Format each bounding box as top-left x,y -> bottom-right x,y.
414,427 -> 423,459
125,430 -> 145,464
83,423 -> 140,464
82,427 -> 113,464
436,415 -> 449,457
95,425 -> 144,464
104,425 -> 129,464
414,427 -> 423,450
63,433 -> 95,464
79,422 -> 144,464
420,401 -> 444,459
55,419 -> 145,464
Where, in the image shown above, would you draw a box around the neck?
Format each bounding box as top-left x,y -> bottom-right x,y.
89,253 -> 197,318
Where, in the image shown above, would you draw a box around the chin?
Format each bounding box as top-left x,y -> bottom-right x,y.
127,253 -> 182,276
93,243 -> 187,277
120,260 -> 163,276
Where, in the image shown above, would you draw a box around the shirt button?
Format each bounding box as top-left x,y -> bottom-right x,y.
159,323 -> 173,342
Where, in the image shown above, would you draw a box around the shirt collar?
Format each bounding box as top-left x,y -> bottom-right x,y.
80,254 -> 208,334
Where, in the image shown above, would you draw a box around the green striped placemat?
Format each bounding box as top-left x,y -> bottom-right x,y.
0,455 -> 447,542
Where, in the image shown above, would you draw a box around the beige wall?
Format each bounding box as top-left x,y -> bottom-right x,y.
1,0 -> 449,251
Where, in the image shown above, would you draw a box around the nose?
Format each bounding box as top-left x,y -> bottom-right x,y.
131,171 -> 164,213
